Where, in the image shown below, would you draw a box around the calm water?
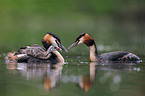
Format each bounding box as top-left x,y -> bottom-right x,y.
0,54 -> 145,96
1,0 -> 145,96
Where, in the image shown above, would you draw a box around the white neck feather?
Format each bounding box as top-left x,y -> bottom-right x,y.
89,45 -> 100,61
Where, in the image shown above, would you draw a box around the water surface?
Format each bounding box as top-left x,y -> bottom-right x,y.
0,55 -> 145,96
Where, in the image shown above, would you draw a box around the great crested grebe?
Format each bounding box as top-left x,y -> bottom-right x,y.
68,33 -> 140,62
6,32 -> 68,63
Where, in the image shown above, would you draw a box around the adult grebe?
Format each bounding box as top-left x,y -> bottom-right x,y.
6,32 -> 67,63
68,33 -> 140,62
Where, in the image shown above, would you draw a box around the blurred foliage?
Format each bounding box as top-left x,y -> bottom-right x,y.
0,0 -> 145,54
1,1 -> 145,95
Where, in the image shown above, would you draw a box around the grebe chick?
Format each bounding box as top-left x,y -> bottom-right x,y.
68,33 -> 140,62
17,44 -> 64,63
18,44 -> 61,59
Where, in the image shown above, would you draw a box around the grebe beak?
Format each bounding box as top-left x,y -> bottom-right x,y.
61,44 -> 68,52
68,41 -> 79,49
56,40 -> 68,52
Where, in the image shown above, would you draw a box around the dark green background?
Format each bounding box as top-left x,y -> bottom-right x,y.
0,0 -> 145,55
0,1 -> 145,96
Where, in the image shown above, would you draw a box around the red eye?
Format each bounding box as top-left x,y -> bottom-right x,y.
55,47 -> 59,49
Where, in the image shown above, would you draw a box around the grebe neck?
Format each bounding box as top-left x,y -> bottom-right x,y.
52,51 -> 64,63
89,44 -> 101,61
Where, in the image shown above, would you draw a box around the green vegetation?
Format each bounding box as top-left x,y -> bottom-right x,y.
0,0 -> 145,54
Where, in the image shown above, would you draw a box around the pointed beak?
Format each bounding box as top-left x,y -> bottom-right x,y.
68,42 -> 78,49
56,41 -> 68,52
60,44 -> 68,52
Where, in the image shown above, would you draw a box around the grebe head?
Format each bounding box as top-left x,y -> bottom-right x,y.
68,33 -> 95,49
42,32 -> 68,52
